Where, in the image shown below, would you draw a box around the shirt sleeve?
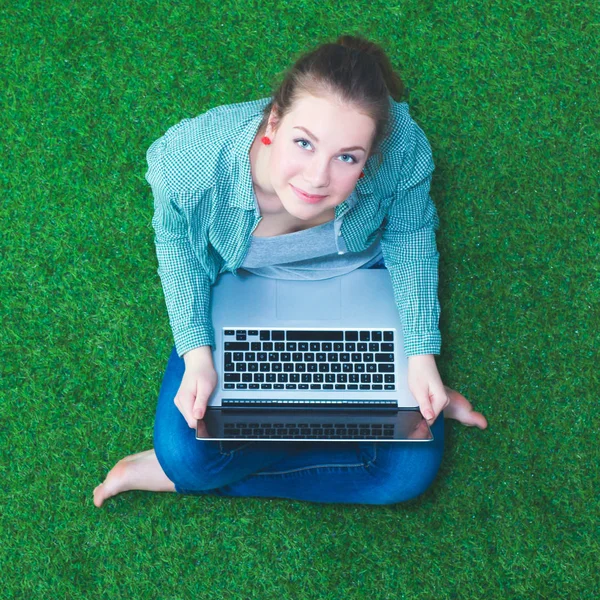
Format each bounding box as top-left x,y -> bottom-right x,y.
379,119 -> 442,357
146,137 -> 216,357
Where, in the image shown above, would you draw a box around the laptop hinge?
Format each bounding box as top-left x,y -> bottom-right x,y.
220,399 -> 399,409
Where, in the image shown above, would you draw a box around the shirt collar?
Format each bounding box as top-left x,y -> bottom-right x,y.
228,112 -> 264,211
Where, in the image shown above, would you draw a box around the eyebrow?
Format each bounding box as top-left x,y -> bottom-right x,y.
293,126 -> 366,153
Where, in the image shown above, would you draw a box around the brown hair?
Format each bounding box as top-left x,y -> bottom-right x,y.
258,34 -> 405,160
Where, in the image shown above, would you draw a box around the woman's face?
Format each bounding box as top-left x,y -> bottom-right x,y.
265,92 -> 376,221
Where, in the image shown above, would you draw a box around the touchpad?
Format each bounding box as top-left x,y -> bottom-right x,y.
276,279 -> 341,320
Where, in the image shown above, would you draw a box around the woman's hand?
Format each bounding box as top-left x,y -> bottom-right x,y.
407,354 -> 449,425
176,348 -> 219,428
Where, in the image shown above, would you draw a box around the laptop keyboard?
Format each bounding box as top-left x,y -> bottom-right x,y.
221,329 -> 396,392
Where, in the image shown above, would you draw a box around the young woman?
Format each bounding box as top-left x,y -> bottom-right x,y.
94,35 -> 487,508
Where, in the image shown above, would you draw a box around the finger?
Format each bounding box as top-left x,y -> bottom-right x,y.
430,384 -> 450,415
175,385 -> 197,428
193,386 -> 209,421
416,393 -> 435,422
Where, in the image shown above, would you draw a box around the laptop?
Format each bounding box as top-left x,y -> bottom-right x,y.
196,268 -> 433,442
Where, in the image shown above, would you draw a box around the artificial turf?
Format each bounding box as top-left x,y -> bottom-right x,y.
1,0 -> 598,598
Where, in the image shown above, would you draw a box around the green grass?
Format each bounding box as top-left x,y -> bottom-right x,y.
1,0 -> 598,597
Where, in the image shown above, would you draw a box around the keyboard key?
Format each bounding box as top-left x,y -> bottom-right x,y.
225,342 -> 249,350
287,331 -> 343,341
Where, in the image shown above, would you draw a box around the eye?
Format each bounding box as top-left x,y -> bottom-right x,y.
294,138 -> 358,165
294,138 -> 313,150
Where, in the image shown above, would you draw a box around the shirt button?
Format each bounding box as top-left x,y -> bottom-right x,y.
338,251 -> 344,255
337,232 -> 342,236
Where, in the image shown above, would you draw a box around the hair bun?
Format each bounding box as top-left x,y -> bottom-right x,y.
335,34 -> 378,55
334,34 -> 404,100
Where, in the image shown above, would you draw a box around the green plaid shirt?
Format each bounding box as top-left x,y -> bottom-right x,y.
147,97 -> 442,358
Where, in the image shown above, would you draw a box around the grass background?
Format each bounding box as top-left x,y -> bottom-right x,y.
1,0 -> 598,597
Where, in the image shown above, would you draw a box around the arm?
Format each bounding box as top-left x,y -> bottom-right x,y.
379,118 -> 442,358
146,137 -> 216,357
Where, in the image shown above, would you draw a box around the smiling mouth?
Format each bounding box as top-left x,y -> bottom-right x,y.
291,184 -> 327,201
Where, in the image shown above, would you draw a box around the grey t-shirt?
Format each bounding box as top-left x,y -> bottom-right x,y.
240,219 -> 384,280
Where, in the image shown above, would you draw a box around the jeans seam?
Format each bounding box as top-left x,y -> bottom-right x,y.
254,444 -> 377,476
218,440 -> 255,456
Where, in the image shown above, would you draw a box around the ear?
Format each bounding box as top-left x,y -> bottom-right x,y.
265,104 -> 281,138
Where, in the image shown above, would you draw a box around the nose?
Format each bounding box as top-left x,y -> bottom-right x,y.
303,156 -> 330,189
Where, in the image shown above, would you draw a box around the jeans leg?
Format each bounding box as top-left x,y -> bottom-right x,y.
153,346 -> 303,493
207,417 -> 444,505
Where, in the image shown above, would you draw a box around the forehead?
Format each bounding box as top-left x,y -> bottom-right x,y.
284,93 -> 376,141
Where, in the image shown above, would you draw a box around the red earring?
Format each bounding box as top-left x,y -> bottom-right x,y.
359,171 -> 365,179
261,136 -> 272,145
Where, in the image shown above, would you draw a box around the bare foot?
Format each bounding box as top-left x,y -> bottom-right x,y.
443,386 -> 488,429
93,449 -> 176,507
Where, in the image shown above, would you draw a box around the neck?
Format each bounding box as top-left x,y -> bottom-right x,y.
249,129 -> 275,196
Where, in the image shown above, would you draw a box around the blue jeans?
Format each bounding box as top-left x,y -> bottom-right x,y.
153,259 -> 444,505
